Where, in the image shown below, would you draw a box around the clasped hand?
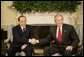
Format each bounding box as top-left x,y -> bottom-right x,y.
30,38 -> 39,45
21,38 -> 38,50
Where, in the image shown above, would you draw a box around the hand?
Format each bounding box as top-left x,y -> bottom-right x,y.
66,46 -> 73,52
30,38 -> 37,45
21,44 -> 27,50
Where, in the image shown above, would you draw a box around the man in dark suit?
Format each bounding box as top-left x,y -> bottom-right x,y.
7,15 -> 35,56
33,14 -> 80,56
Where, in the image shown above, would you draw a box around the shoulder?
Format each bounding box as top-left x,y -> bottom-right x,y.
26,25 -> 32,28
63,24 -> 75,31
26,24 -> 32,27
26,25 -> 33,30
63,23 -> 74,28
12,25 -> 20,30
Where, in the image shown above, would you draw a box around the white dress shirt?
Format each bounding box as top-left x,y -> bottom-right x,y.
20,26 -> 26,31
56,26 -> 62,38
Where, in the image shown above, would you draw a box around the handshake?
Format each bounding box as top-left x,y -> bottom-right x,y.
29,38 -> 39,45
21,38 -> 39,50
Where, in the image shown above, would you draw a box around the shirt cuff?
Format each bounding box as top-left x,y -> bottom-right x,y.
29,39 -> 32,43
36,40 -> 39,43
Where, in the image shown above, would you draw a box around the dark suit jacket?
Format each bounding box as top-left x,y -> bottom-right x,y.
39,24 -> 80,49
12,25 -> 34,47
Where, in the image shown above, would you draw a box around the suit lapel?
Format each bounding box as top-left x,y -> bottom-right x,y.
62,24 -> 66,39
52,24 -> 67,43
18,25 -> 23,33
62,24 -> 64,39
62,24 -> 67,43
54,24 -> 65,42
53,26 -> 57,40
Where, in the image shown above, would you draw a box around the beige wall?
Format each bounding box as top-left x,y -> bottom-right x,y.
70,1 -> 83,25
1,1 -> 18,30
77,1 -> 83,25
1,1 -> 18,25
1,1 -> 83,30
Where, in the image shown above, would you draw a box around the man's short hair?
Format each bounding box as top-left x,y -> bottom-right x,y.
54,14 -> 64,20
18,15 -> 26,21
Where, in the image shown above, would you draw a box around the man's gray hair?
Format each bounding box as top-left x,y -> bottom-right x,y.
54,14 -> 64,20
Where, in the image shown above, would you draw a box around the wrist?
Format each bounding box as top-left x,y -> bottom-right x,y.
29,39 -> 32,43
36,40 -> 39,43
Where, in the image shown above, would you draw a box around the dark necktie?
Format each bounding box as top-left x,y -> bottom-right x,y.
23,27 -> 26,32
57,27 -> 62,43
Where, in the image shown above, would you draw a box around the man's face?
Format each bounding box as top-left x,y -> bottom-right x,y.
19,17 -> 26,27
55,16 -> 64,27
